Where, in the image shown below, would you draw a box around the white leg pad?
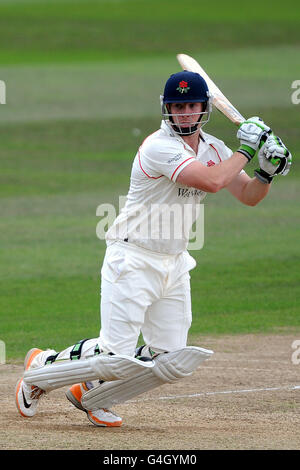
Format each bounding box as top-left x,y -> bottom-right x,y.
151,346 -> 213,382
81,346 -> 213,410
23,353 -> 154,392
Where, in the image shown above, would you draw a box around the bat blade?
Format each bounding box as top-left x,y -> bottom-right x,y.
177,53 -> 245,126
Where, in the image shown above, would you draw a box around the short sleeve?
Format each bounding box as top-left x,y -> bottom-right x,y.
138,138 -> 196,182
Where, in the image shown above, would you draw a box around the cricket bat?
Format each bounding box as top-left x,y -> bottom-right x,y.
177,53 -> 245,126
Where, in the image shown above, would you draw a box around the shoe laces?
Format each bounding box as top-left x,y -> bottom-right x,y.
30,385 -> 45,400
101,408 -> 118,417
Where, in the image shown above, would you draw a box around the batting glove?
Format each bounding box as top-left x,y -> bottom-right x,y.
255,134 -> 292,184
237,116 -> 271,161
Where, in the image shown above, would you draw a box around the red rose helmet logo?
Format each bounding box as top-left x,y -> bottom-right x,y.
176,80 -> 190,94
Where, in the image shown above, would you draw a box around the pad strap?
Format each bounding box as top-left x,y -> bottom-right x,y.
70,339 -> 89,360
45,353 -> 59,365
94,344 -> 102,355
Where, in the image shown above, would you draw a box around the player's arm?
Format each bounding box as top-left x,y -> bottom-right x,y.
226,171 -> 270,206
177,116 -> 271,193
176,152 -> 248,193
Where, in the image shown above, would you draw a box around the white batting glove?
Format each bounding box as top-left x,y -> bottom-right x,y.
255,134 -> 292,184
237,116 -> 271,161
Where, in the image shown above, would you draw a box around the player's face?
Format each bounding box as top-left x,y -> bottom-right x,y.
169,102 -> 204,128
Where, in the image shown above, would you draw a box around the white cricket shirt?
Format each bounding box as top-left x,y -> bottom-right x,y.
106,120 -> 234,254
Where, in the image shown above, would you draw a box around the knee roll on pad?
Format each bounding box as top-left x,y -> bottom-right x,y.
152,346 -> 213,383
82,346 -> 213,410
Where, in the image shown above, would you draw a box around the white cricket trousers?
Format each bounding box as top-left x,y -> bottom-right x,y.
98,241 -> 197,356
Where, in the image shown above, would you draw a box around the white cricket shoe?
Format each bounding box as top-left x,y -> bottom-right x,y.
15,348 -> 46,418
66,382 -> 122,427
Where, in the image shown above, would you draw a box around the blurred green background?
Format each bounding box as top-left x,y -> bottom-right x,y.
0,0 -> 299,360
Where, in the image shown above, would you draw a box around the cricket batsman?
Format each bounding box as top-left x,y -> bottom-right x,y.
15,70 -> 292,427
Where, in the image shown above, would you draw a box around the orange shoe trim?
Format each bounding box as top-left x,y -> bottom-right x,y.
25,349 -> 43,370
69,383 -> 83,402
15,379 -> 29,418
88,410 -> 122,427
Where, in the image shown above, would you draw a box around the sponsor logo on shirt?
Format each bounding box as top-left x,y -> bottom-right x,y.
178,188 -> 204,198
167,153 -> 183,164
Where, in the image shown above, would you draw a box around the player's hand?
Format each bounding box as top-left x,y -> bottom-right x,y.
237,116 -> 271,161
254,134 -> 292,184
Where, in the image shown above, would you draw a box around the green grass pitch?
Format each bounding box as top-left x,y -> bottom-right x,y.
0,0 -> 299,360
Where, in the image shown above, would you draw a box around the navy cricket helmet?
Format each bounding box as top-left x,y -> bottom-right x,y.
163,70 -> 209,104
161,70 -> 211,135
